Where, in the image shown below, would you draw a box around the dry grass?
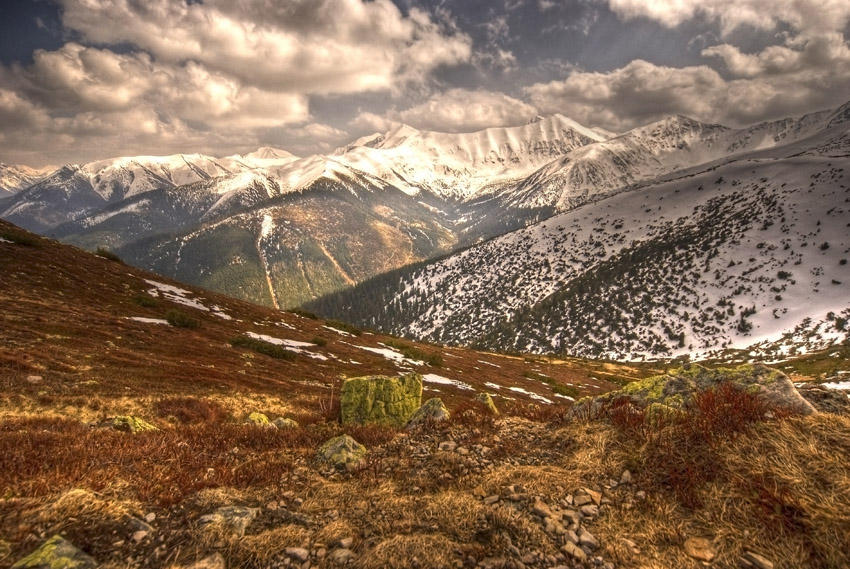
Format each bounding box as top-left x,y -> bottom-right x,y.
358,534 -> 457,569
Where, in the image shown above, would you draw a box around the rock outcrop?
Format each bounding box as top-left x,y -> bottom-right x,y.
11,535 -> 97,569
317,434 -> 367,471
340,373 -> 422,426
407,397 -> 450,428
571,364 -> 817,416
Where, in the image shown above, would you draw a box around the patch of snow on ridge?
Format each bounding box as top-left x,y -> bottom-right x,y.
822,381 -> 850,390
245,332 -> 328,361
145,279 -> 209,312
508,386 -> 553,404
423,374 -> 474,391
126,317 -> 169,325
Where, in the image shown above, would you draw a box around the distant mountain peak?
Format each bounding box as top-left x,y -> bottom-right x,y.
527,115 -> 545,125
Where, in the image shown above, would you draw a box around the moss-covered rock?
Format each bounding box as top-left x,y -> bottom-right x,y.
11,535 -> 97,569
317,434 -> 367,471
340,373 -> 422,426
110,416 -> 158,433
245,412 -> 274,427
407,397 -> 450,428
571,363 -> 816,416
272,417 -> 299,429
475,392 -> 499,415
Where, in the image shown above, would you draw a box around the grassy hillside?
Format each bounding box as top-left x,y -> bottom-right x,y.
1,220 -> 848,569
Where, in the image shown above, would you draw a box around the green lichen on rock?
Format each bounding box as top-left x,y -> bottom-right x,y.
340,373 -> 422,426
245,412 -> 273,427
317,434 -> 367,471
110,415 -> 158,433
475,392 -> 499,415
272,417 -> 299,429
11,535 -> 97,569
407,397 -> 450,428
571,363 -> 815,417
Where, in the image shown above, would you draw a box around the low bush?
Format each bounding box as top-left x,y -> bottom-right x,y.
231,335 -> 296,361
166,310 -> 200,329
325,319 -> 363,336
132,294 -> 158,308
95,247 -> 123,263
384,339 -> 443,367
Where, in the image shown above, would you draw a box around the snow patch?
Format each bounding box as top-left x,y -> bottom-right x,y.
508,386 -> 553,404
422,373 -> 474,391
125,317 -> 169,325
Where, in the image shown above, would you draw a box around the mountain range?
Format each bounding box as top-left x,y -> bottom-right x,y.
2,101 -> 849,360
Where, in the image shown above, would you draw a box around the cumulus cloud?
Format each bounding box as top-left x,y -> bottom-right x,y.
526,46 -> 850,132
393,88 -> 537,132
607,0 -> 850,35
58,0 -> 471,95
0,0 -> 471,165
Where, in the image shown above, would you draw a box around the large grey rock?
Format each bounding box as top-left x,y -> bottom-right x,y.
407,397 -> 450,428
340,373 -> 422,426
11,535 -> 97,569
317,434 -> 367,471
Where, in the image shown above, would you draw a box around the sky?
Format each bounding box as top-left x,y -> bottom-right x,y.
1,0 -> 849,167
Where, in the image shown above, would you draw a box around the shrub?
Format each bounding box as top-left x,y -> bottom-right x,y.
230,335 -> 296,361
166,310 -> 200,329
287,307 -> 320,320
95,247 -> 123,263
0,226 -> 38,246
133,294 -> 158,308
325,319 -> 363,336
384,339 -> 443,367
311,336 -> 328,347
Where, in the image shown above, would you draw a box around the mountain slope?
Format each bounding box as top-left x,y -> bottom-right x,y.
306,116 -> 850,361
0,163 -> 53,198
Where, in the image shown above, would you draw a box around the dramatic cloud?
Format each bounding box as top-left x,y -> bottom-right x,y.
393,89 -> 537,132
59,0 -> 472,95
607,0 -> 850,35
0,0 -> 471,165
527,41 -> 850,132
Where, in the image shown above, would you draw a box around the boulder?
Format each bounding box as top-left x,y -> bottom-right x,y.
340,373 -> 422,426
11,535 -> 97,569
571,364 -> 816,417
198,506 -> 258,536
797,383 -> 850,415
318,434 -> 367,471
273,417 -> 299,429
475,392 -> 499,415
245,412 -> 274,427
110,415 -> 158,433
407,397 -> 450,428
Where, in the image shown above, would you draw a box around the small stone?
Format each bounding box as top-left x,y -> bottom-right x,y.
484,495 -> 500,505
26,375 -> 43,384
743,551 -> 774,569
144,512 -> 156,523
457,447 -> 470,456
439,441 -> 457,452
530,499 -> 553,518
329,549 -> 354,564
579,531 -> 599,550
286,547 -> 310,562
574,495 -> 592,507
266,501 -> 279,511
635,490 -> 646,501
684,537 -> 715,562
560,542 -> 587,563
565,530 -> 579,545
273,417 -> 300,429
131,530 -> 148,543
584,488 -> 602,505
620,470 -> 632,484
185,553 -> 226,569
580,505 -> 599,517
198,506 -> 258,536
335,537 -> 354,549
